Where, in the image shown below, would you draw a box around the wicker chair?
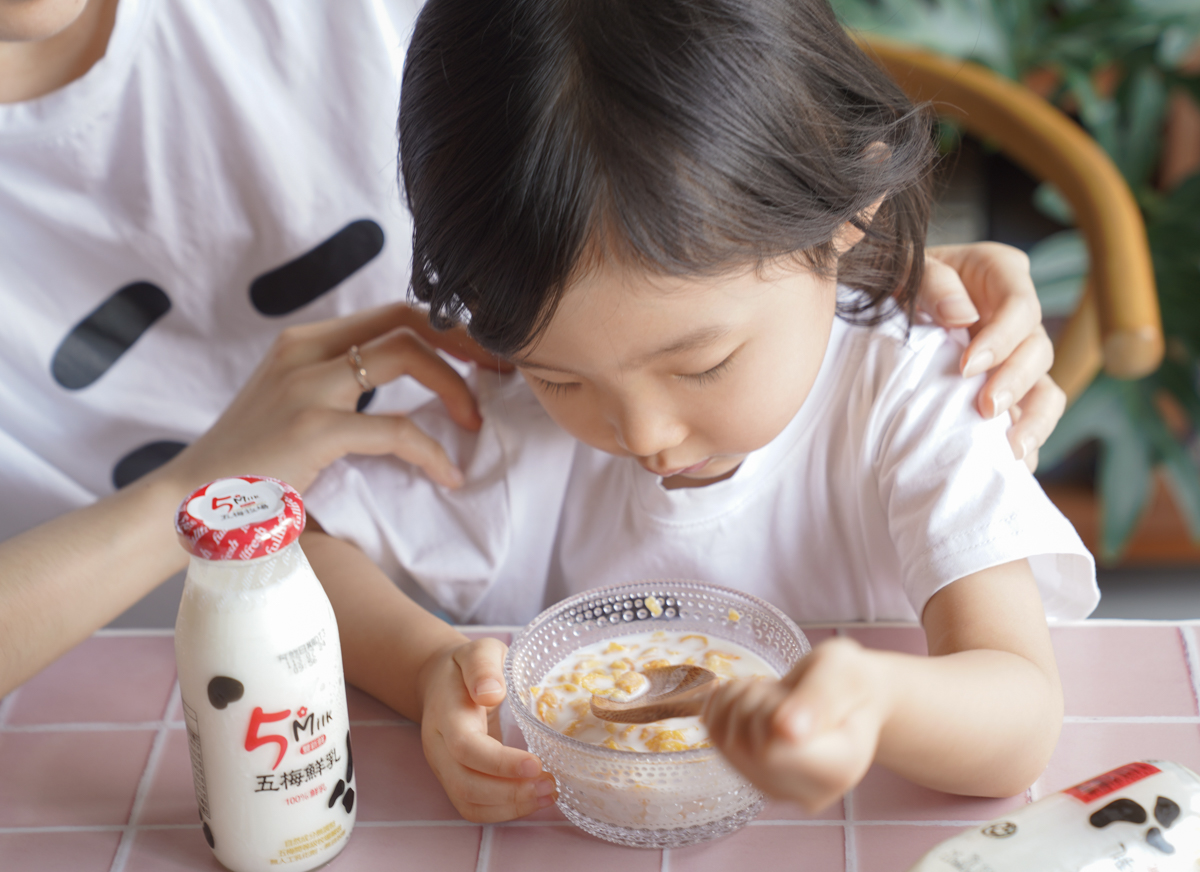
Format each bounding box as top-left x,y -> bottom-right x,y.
860,35 -> 1164,402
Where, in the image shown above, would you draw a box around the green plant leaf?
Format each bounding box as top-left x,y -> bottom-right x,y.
1114,65 -> 1168,187
1040,377 -> 1157,561
1033,182 -> 1076,225
1029,229 -> 1088,316
1159,445 -> 1200,542
1097,381 -> 1157,560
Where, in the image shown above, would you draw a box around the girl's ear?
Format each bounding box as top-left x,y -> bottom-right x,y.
832,194 -> 885,256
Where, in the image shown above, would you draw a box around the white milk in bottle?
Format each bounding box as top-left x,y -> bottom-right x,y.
174,476 -> 355,872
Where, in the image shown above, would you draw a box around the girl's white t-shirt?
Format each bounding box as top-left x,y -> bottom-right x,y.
0,0 -> 427,540
306,315 -> 1098,625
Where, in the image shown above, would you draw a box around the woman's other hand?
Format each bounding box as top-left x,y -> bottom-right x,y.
164,302 -> 497,495
919,242 -> 1066,472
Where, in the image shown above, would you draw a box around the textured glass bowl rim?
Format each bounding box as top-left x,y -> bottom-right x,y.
505,579 -> 808,766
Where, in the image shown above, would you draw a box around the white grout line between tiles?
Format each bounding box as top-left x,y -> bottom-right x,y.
843,789 -> 858,872
1180,626 -> 1200,717
0,686 -> 20,726
108,679 -> 179,872
661,846 -> 671,872
475,824 -> 494,872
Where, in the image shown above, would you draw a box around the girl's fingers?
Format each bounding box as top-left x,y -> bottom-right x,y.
1007,375 -> 1066,471
453,638 -> 510,707
442,721 -> 545,781
772,640 -> 865,741
975,328 -> 1055,420
915,257 -> 981,327
327,411 -> 465,488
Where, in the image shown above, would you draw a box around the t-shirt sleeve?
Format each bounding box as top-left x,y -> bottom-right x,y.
869,329 -> 1098,621
303,371 -> 577,624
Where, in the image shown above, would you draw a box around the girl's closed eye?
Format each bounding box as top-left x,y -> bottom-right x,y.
531,376 -> 581,396
679,351 -> 737,387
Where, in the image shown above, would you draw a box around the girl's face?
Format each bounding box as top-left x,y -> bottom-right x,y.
513,259 -> 838,489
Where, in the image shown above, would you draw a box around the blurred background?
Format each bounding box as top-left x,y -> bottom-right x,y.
828,0 -> 1200,618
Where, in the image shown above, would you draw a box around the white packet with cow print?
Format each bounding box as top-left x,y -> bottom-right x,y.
909,761 -> 1200,872
174,476 -> 355,872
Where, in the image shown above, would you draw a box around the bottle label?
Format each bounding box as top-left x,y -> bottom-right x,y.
187,479 -> 285,530
1064,762 -> 1161,804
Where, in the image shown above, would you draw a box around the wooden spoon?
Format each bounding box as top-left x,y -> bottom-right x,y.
589,665 -> 718,724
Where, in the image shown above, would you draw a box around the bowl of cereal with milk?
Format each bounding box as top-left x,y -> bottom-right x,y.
505,580 -> 809,848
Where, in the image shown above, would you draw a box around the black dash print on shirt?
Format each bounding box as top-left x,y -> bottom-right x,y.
356,388 -> 376,412
249,219 -> 385,316
51,282 -> 171,389
112,440 -> 187,489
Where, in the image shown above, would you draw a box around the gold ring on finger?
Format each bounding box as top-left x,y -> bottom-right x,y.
346,344 -> 373,392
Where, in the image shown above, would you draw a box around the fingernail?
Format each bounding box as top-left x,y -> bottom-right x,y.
537,793 -> 556,809
991,391 -> 1013,419
518,758 -> 542,779
445,467 -> 465,488
475,678 -> 502,697
962,349 -> 994,379
935,296 -> 980,326
1018,435 -> 1036,461
534,777 -> 556,798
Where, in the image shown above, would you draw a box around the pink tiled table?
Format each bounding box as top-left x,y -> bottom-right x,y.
3,622 -> 1199,872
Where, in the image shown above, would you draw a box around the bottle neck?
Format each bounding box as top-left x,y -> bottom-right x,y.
186,541 -> 306,592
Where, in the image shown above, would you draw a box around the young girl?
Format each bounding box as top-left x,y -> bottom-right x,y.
312,0 -> 1096,822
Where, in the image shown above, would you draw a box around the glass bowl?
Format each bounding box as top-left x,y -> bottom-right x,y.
505,580 -> 809,848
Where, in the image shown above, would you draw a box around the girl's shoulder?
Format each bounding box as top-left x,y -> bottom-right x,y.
829,307 -> 973,410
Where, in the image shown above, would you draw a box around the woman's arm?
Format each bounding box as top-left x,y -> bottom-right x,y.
0,302 -> 494,696
704,559 -> 1062,810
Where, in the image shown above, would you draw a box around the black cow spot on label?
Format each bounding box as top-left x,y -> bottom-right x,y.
342,787 -> 355,813
249,220 -> 385,316
328,779 -> 346,809
1147,826 -> 1175,854
356,389 -> 376,412
345,731 -> 354,783
203,821 -> 215,849
1155,795 -> 1181,829
1090,798 -> 1147,828
112,440 -> 187,489
207,676 -> 244,710
52,282 -> 171,389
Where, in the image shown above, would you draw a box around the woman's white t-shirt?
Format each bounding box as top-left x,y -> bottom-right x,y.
0,0 -> 425,540
307,315 -> 1098,626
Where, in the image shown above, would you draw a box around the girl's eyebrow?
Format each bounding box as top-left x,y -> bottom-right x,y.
516,325 -> 731,372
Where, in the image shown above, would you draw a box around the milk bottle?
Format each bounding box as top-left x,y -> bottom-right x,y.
174,476 -> 355,872
908,761 -> 1200,871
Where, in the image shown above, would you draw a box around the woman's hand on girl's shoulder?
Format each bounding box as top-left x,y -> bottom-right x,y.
158,302 -> 500,496
919,243 -> 1067,472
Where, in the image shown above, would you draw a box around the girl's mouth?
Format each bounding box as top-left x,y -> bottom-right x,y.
649,458 -> 711,478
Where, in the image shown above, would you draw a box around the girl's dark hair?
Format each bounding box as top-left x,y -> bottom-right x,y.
400,0 -> 935,356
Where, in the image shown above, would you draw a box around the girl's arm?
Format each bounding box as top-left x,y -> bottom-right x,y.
0,303 -> 494,697
299,528 -> 557,822
704,559 -> 1061,810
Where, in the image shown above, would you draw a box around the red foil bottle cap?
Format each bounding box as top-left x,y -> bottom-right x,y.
175,476 -> 305,561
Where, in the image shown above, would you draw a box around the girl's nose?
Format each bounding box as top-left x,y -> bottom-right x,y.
612,401 -> 688,458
